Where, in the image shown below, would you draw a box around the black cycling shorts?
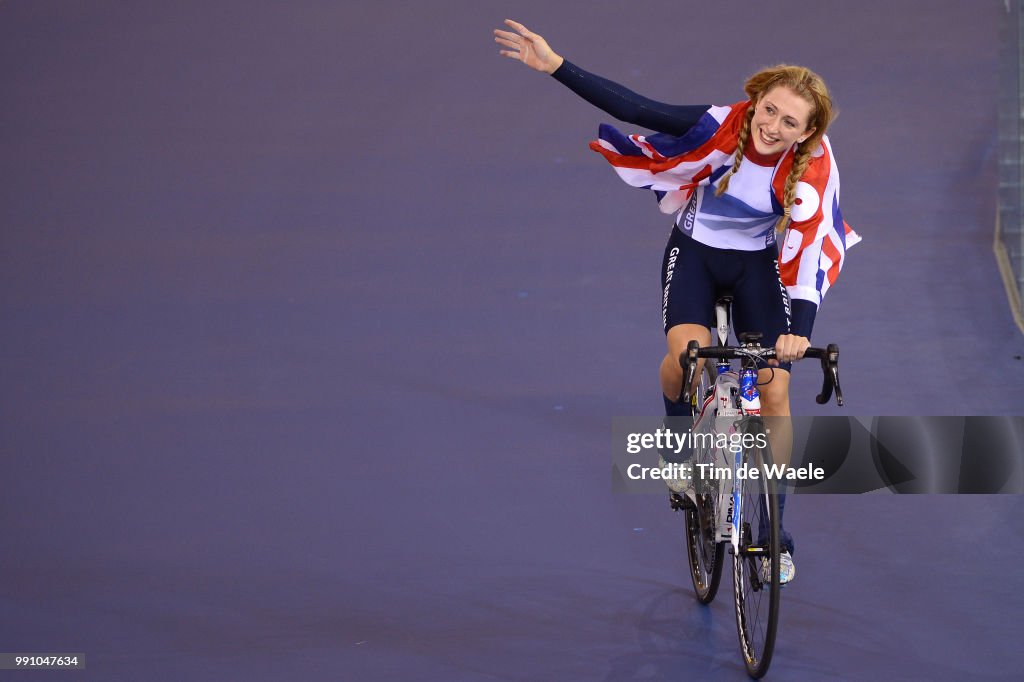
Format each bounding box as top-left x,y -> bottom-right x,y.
660,225 -> 793,371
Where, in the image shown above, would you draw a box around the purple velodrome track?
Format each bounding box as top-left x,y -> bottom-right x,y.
2,1 -> 1024,680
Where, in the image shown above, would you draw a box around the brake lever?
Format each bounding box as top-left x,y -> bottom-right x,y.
680,340 -> 700,405
813,344 -> 842,406
830,364 -> 844,407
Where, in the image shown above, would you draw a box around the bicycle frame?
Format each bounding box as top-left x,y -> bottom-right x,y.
692,299 -> 770,559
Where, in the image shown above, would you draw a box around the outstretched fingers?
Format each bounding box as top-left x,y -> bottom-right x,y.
503,18 -> 533,37
494,26 -> 531,62
494,36 -> 524,61
493,32 -> 520,49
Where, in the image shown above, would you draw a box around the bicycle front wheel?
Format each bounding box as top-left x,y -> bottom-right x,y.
732,418 -> 780,679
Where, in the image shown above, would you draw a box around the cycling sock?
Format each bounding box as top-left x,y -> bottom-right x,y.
778,492 -> 795,556
663,394 -> 693,418
759,493 -> 796,556
661,394 -> 695,464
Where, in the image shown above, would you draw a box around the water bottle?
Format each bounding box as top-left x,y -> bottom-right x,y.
739,369 -> 761,415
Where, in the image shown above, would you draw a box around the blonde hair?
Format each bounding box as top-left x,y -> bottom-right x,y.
714,64 -> 836,232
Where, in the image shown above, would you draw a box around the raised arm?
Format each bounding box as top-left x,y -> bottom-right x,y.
494,19 -> 709,136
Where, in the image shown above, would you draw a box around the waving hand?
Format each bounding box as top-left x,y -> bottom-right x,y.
493,19 -> 564,74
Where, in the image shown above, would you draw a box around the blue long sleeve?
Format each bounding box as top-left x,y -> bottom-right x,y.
551,59 -> 710,136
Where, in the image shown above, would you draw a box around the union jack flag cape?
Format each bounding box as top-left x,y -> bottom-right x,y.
589,100 -> 860,308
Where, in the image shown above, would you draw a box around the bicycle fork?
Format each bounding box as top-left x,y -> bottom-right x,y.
731,446 -> 743,557
731,366 -> 761,559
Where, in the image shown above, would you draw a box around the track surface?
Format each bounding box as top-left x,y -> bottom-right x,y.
2,2 -> 1023,679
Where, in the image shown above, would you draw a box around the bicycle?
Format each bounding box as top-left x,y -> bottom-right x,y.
667,293 -> 843,679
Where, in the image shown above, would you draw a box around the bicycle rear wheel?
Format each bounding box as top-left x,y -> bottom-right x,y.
682,363 -> 723,603
684,489 -> 724,603
732,418 -> 780,679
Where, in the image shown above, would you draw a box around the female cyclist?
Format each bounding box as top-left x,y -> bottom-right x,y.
494,19 -> 858,584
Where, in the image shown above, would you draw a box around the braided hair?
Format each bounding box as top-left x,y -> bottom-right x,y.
712,106 -> 755,198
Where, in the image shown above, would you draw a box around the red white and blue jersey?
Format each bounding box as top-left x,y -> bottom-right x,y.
590,100 -> 860,311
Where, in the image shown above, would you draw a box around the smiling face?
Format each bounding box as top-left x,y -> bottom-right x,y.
750,86 -> 817,156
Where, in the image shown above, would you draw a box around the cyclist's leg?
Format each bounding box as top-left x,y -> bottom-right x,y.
756,368 -> 796,557
661,325 -> 711,411
757,369 -> 791,467
732,246 -> 796,557
660,323 -> 711,497
658,228 -> 715,500
659,226 -> 715,412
